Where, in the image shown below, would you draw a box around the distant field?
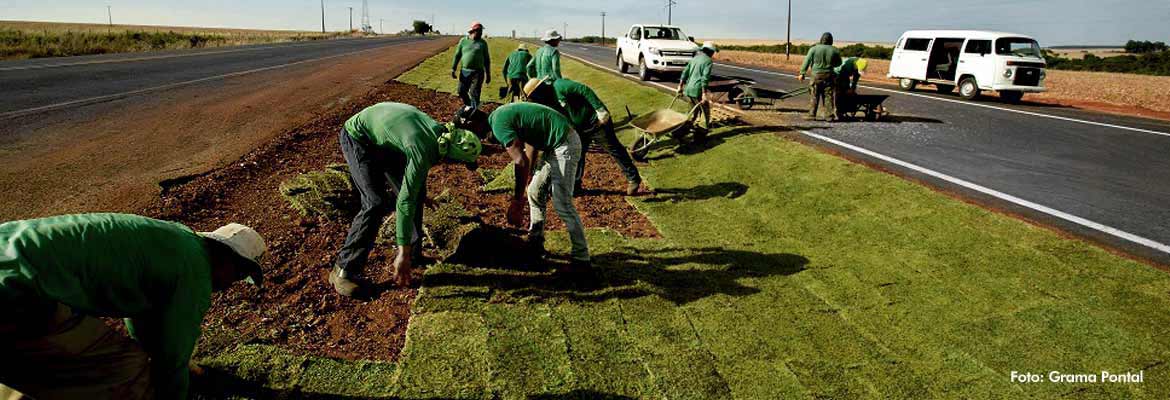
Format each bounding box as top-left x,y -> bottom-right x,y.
1049,48 -> 1129,59
0,20 -> 356,60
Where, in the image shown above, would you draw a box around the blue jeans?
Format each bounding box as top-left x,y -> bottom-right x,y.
336,129 -> 424,275
458,69 -> 485,110
528,131 -> 590,262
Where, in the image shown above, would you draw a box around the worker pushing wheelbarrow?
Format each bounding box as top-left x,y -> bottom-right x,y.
624,95 -> 707,161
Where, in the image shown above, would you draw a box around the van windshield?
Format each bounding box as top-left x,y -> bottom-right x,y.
996,38 -> 1042,58
642,27 -> 686,41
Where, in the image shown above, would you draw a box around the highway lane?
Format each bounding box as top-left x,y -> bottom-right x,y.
558,42 -> 1170,263
0,36 -> 437,118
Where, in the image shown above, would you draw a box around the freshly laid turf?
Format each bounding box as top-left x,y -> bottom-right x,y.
206,39 -> 1170,399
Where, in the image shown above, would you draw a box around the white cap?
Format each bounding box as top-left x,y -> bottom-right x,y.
200,223 -> 266,285
542,30 -> 563,42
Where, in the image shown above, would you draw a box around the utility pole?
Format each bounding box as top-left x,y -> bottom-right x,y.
106,5 -> 112,32
786,0 -> 792,59
563,22 -> 567,39
320,0 -> 326,33
666,0 -> 677,25
601,12 -> 606,44
348,7 -> 353,32
380,19 -> 384,35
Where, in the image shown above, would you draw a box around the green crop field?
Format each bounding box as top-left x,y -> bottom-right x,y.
198,39 -> 1170,399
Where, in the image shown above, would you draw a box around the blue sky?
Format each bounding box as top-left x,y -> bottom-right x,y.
1,1 -> 1166,46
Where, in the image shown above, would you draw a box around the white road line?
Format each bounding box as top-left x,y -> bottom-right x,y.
560,47 -> 1170,256
0,37 -> 392,72
714,63 -> 1170,138
0,42 -> 408,120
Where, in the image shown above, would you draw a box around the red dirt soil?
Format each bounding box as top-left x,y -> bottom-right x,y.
144,82 -> 658,361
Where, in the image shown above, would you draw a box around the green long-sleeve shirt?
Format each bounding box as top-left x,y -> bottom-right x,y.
679,52 -> 713,98
452,36 -> 490,72
527,45 -> 562,81
835,57 -> 862,90
800,44 -> 842,76
552,78 -> 608,131
503,49 -> 532,80
488,103 -> 571,151
0,213 -> 213,400
344,103 -> 442,244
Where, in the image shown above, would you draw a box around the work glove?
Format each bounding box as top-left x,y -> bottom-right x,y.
596,109 -> 611,126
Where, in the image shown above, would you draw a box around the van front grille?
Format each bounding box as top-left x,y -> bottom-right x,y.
660,51 -> 696,57
1014,67 -> 1042,86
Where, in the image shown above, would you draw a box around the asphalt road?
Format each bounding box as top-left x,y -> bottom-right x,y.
0,36 -> 436,119
559,42 -> 1170,264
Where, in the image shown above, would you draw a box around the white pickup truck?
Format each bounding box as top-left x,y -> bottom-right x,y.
616,24 -> 700,81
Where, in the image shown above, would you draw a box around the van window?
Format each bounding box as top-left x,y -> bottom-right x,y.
996,38 -> 1042,58
630,27 -> 641,40
965,40 -> 992,54
903,38 -> 931,51
643,27 -> 686,40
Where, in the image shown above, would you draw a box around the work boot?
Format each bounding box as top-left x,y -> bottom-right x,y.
626,180 -> 642,196
328,266 -> 361,298
524,234 -> 546,261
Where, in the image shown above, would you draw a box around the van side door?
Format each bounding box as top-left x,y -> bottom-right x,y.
892,37 -> 932,81
622,26 -> 642,64
959,39 -> 994,87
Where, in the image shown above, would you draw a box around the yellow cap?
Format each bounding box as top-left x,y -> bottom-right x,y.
523,78 -> 545,98
856,59 -> 869,72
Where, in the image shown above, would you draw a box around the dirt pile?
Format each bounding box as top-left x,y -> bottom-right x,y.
143,81 -> 658,362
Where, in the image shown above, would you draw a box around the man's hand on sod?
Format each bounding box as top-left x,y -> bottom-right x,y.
393,246 -> 413,287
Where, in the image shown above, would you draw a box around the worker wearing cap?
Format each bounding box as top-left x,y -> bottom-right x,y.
834,57 -> 868,119
0,213 -> 266,400
798,32 -> 843,121
451,21 -> 491,110
528,30 -> 563,81
501,44 -> 533,103
332,102 -> 482,297
487,103 -> 590,272
677,42 -> 718,141
524,78 -> 644,196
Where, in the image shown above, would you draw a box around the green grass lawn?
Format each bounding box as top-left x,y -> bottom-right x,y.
200,39 -> 1170,399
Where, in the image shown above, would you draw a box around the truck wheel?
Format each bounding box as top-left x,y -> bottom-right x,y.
999,91 -> 1024,104
935,84 -> 955,94
898,78 -> 917,91
638,57 -> 651,81
617,52 -> 629,74
959,77 -> 981,100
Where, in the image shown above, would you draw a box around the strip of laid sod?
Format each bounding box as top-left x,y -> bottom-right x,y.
205,38 -> 1170,399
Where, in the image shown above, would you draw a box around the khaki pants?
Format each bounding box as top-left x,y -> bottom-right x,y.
0,304 -> 152,400
809,72 -> 836,120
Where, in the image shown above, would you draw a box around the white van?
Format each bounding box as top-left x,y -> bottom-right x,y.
889,30 -> 1047,103
616,24 -> 699,81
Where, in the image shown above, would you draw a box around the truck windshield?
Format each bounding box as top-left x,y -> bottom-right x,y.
995,38 -> 1042,58
642,27 -> 686,40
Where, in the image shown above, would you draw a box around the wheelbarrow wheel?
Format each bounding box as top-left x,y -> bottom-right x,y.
737,97 -> 755,110
630,137 -> 650,162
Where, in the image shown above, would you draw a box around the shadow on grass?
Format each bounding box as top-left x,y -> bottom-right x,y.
643,182 -> 748,203
529,390 -> 637,400
643,124 -> 784,161
425,246 -> 809,305
192,367 -> 372,400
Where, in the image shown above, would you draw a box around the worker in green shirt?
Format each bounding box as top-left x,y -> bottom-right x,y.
486,103 -> 590,273
798,32 -> 843,121
527,30 -> 563,81
331,102 -> 483,297
834,57 -> 868,120
451,21 -> 491,110
501,44 -> 533,103
523,78 -> 644,196
677,42 -> 718,142
0,213 -> 266,400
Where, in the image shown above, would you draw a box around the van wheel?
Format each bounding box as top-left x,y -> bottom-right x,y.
638,57 -> 652,81
1000,91 -> 1024,104
617,52 -> 629,73
935,84 -> 955,94
898,79 -> 917,91
959,77 -> 981,100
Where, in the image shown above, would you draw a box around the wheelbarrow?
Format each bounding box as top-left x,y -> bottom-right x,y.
840,93 -> 891,121
623,95 -> 704,162
728,84 -> 810,110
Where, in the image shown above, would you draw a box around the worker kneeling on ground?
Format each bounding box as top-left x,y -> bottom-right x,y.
487,103 -> 591,273
331,103 -> 483,297
502,44 -> 533,103
0,213 -> 265,400
528,30 -> 564,81
835,58 -> 868,120
523,78 -> 645,196
678,41 -> 718,142
798,32 -> 843,122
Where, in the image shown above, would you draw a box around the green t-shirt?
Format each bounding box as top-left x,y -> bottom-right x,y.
452,36 -> 491,71
0,213 -> 213,400
503,49 -> 533,80
344,103 -> 442,244
800,44 -> 842,75
489,103 -> 572,151
552,78 -> 608,130
679,52 -> 713,98
527,45 -> 562,81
